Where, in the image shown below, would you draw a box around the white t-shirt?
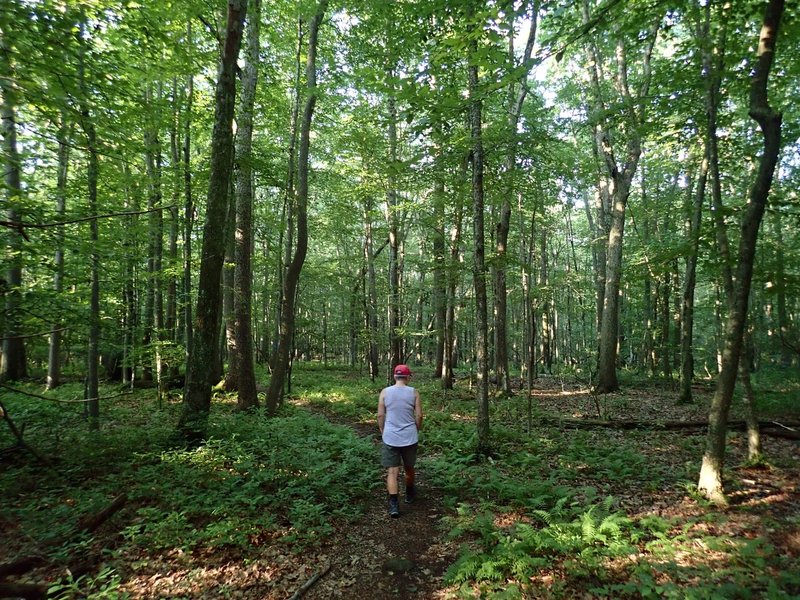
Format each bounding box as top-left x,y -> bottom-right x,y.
382,384 -> 418,447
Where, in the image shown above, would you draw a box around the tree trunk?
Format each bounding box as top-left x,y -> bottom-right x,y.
679,152 -> 706,404
180,0 -> 248,438
493,2 -> 538,396
0,31 -> 27,382
266,0 -> 327,413
182,29 -> 194,358
145,82 -> 165,400
773,210 -> 790,367
78,19 -> 100,429
182,36 -> 194,354
223,175 -> 238,390
442,155 -> 467,390
468,26 -> 490,456
585,6 -> 658,393
386,89 -> 402,377
47,112 -> 70,390
167,78 -> 180,343
364,197 -> 380,382
698,0 -> 784,504
233,0 -> 261,410
703,1 -> 762,463
121,161 -> 138,387
432,176 -> 446,378
271,20 -> 303,369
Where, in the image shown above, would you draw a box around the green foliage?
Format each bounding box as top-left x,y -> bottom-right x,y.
445,497 -> 636,592
1,383 -> 379,597
47,566 -> 126,600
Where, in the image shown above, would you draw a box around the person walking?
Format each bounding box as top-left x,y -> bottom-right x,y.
378,364 -> 423,518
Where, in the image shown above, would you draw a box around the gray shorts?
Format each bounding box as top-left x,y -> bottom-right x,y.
381,442 -> 418,468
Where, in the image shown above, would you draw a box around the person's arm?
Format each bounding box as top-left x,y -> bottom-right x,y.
378,390 -> 386,434
414,389 -> 422,431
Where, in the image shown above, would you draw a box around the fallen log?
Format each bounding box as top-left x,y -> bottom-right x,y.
75,493 -> 128,535
0,557 -> 45,579
0,493 -> 127,580
541,416 -> 799,438
0,582 -> 48,599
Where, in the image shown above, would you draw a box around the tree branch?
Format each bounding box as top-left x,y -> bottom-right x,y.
0,205 -> 176,232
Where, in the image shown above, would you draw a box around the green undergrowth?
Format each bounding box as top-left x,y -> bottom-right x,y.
3,365 -> 798,599
1,379 -> 379,593
285,365 -> 798,598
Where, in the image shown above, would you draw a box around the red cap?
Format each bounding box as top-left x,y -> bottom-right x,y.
393,364 -> 412,377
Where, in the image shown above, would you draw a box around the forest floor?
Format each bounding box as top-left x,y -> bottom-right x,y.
1,372 -> 799,599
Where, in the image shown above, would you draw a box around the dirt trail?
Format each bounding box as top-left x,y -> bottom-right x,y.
298,415 -> 459,599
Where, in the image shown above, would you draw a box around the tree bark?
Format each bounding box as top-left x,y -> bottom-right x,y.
386,87 -> 403,378
223,173 -> 238,390
233,0 -> 261,410
468,21 -> 490,456
702,1 -> 761,462
144,82 -> 165,399
182,33 -> 195,354
47,111 -> 70,390
432,176 -> 446,378
180,0 -> 248,438
78,19 -> 100,429
493,1 -> 538,397
698,0 -> 784,505
442,156 -> 466,390
679,151 -> 706,404
364,196 -> 380,381
0,30 -> 27,382
266,0 -> 327,413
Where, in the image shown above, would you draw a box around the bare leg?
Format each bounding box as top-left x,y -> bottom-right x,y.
386,466 -> 400,495
404,465 -> 415,489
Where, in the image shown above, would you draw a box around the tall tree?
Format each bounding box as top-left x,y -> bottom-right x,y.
698,0 -> 785,505
583,1 -> 659,393
180,0 -> 248,438
182,22 -> 195,354
77,16 -> 100,429
0,29 -> 27,382
233,0 -> 262,410
47,111 -> 71,390
266,0 -> 327,413
468,8 -> 490,456
493,0 -> 538,397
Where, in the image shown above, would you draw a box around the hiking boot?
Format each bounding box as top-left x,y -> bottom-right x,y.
388,496 -> 400,518
404,485 -> 416,504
